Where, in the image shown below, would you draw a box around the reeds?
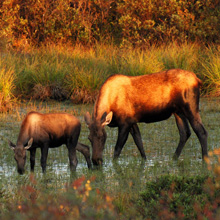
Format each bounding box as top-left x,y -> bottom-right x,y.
0,42 -> 220,110
0,65 -> 16,112
201,46 -> 220,96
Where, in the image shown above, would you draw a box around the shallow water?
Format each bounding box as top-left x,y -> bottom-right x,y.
0,98 -> 220,186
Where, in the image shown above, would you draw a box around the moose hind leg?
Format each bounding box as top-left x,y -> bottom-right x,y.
188,113 -> 208,159
130,123 -> 146,159
173,113 -> 191,159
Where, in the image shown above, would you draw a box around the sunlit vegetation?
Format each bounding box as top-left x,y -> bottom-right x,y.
0,42 -> 220,109
0,66 -> 16,112
0,0 -> 219,47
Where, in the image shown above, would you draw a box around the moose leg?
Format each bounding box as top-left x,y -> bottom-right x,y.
188,113 -> 208,159
76,142 -> 92,169
40,145 -> 49,173
130,123 -> 146,159
114,125 -> 131,159
173,113 -> 191,159
67,139 -> 78,172
30,148 -> 36,172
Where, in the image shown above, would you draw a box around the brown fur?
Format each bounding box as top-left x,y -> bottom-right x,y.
9,111 -> 91,174
85,69 -> 208,166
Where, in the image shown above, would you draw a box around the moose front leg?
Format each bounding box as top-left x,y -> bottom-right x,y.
40,145 -> 49,173
30,148 -> 36,172
114,125 -> 131,159
130,123 -> 146,159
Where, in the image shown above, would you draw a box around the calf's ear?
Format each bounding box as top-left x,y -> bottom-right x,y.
84,112 -> 91,126
8,139 -> 16,150
24,138 -> 33,150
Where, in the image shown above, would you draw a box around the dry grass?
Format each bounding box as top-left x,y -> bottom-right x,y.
32,83 -> 68,101
70,88 -> 98,104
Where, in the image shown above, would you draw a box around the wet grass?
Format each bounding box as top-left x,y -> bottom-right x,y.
0,98 -> 220,219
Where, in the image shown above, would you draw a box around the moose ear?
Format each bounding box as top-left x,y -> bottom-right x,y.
84,112 -> 91,126
101,111 -> 113,127
8,139 -> 16,150
24,138 -> 33,150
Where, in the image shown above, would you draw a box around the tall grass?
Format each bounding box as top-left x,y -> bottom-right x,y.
201,46 -> 220,96
0,42 -> 220,108
158,42 -> 200,72
0,64 -> 16,112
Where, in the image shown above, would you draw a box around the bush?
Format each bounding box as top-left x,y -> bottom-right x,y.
139,174 -> 220,219
0,175 -> 118,220
0,0 -> 219,47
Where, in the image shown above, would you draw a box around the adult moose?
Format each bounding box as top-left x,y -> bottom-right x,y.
8,111 -> 92,174
85,69 -> 208,166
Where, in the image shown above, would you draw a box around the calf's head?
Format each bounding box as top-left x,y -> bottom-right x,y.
84,112 -> 113,166
8,138 -> 33,174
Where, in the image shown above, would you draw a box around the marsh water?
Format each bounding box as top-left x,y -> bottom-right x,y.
1,98 -> 220,188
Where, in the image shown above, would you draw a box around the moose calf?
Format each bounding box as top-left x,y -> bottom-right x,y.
9,111 -> 91,174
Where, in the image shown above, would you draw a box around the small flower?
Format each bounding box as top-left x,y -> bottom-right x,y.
85,180 -> 92,192
17,205 -> 22,210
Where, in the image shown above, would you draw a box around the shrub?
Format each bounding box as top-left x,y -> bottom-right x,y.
139,174 -> 220,219
0,175 -> 118,220
0,0 -> 219,47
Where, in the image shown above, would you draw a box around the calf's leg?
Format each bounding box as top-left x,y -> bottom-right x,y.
173,113 -> 191,159
130,123 -> 146,159
76,142 -> 92,169
67,138 -> 78,171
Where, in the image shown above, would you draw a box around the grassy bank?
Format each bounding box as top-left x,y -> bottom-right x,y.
0,98 -> 220,219
0,42 -> 220,111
